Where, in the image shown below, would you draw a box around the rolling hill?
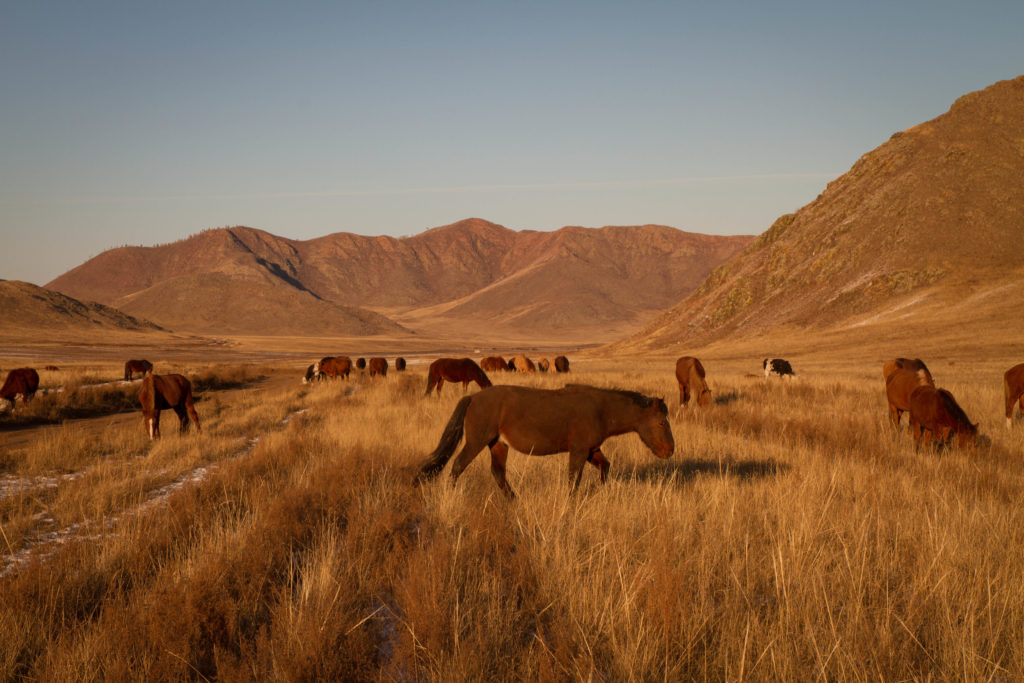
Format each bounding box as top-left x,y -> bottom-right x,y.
0,280 -> 164,334
46,220 -> 754,341
620,75 -> 1024,357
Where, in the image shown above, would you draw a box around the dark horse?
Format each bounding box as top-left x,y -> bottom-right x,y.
908,385 -> 978,450
138,373 -> 201,440
414,384 -> 674,497
425,358 -> 493,396
1,368 -> 40,412
395,357 -> 407,372
554,355 -> 570,373
1004,362 -> 1024,430
885,367 -> 934,428
368,357 -> 388,377
675,356 -> 711,408
124,359 -> 153,381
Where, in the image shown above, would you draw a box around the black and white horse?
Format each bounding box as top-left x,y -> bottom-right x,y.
763,358 -> 795,379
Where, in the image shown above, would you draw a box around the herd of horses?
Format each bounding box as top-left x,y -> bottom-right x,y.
2,354 -> 1023,496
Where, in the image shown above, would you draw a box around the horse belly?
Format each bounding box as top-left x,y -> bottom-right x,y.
499,422 -> 570,456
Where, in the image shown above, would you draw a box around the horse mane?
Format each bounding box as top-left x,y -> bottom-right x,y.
564,384 -> 661,410
937,389 -> 974,428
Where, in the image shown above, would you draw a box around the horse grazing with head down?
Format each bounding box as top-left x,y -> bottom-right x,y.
554,355 -> 570,373
137,373 -> 200,440
425,358 -> 492,396
675,356 -> 711,408
368,357 -> 388,377
908,385 -> 978,450
538,358 -> 551,372
414,384 -> 674,497
1004,363 -> 1024,430
124,359 -> 153,381
1,368 -> 40,412
480,356 -> 508,372
395,357 -> 407,372
510,355 -> 536,373
319,356 -> 353,380
885,368 -> 935,428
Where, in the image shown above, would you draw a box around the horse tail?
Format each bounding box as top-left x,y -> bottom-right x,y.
415,395 -> 472,482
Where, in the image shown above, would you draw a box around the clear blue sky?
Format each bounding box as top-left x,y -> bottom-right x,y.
2,1 -> 1022,285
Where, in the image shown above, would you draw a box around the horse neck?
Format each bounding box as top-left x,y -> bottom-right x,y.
599,392 -> 649,436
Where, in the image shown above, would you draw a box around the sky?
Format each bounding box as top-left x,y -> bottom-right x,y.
2,1 -> 1022,285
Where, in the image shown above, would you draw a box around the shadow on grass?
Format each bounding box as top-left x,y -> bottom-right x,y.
713,390 -> 744,406
622,456 -> 790,485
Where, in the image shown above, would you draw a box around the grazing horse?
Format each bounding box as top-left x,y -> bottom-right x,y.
763,358 -> 794,379
137,373 -> 200,440
885,368 -> 935,428
124,359 -> 153,381
1005,363 -> 1024,429
368,357 -> 388,377
538,358 -> 551,372
675,356 -> 711,408
425,358 -> 493,396
303,363 -> 320,383
510,355 -> 536,373
883,357 -> 933,384
0,368 -> 40,412
395,357 -> 407,372
908,385 -> 978,450
481,356 -> 508,372
414,384 -> 674,497
554,355 -> 570,373
356,358 -> 367,370
319,356 -> 352,380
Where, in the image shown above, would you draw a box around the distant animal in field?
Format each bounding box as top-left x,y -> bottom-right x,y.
395,357 -> 407,372
318,356 -> 352,380
0,368 -> 40,412
481,356 -> 508,372
538,358 -> 550,372
675,356 -> 711,408
885,368 -> 935,428
368,357 -> 388,377
137,373 -> 200,440
882,357 -> 933,384
1005,362 -> 1024,429
425,358 -> 492,396
303,363 -> 321,383
414,384 -> 674,497
510,355 -> 536,373
356,358 -> 366,370
124,359 -> 153,381
908,385 -> 978,450
554,356 -> 570,373
763,358 -> 794,379
44,365 -> 59,371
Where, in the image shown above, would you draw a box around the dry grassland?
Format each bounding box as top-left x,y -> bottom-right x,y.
1,355 -> 1023,680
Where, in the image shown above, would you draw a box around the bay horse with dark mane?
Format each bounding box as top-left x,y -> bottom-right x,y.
425,358 -> 492,396
554,355 -> 570,373
319,356 -> 353,380
1,368 -> 40,412
395,357 -> 407,372
414,384 -> 674,497
908,385 -> 978,450
675,356 -> 711,408
480,356 -> 508,373
124,359 -> 153,381
885,368 -> 935,428
138,373 -> 200,440
368,357 -> 388,377
1004,362 -> 1024,429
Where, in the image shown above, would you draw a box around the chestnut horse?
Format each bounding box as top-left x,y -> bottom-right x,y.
368,357 -> 388,377
538,358 -> 551,372
138,373 -> 200,440
510,355 -> 536,373
414,384 -> 674,497
1,368 -> 40,411
1004,363 -> 1024,429
908,385 -> 978,450
882,357 -> 932,384
554,355 -> 570,373
480,356 -> 508,372
675,356 -> 711,408
124,359 -> 153,381
885,368 -> 934,428
319,356 -> 352,380
425,358 -> 492,396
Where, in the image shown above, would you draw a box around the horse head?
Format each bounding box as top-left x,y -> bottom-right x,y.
637,397 -> 674,458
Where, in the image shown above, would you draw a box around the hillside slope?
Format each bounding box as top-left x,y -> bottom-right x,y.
0,280 -> 163,333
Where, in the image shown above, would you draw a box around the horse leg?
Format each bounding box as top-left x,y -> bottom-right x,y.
488,440 -> 516,499
448,432 -> 491,484
435,378 -> 445,396
889,404 -> 902,429
567,447 -> 591,492
173,405 -> 190,434
150,410 -> 161,439
186,398 -> 201,434
587,448 -> 610,484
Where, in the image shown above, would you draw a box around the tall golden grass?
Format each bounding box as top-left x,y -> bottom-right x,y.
1,356 -> 1022,679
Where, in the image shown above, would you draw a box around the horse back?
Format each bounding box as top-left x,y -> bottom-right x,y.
140,373 -> 192,411
1006,364 -> 1024,401
886,369 -> 929,410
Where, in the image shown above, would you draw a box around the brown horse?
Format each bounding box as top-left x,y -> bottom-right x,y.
138,373 -> 200,440
1,368 -> 40,412
414,384 -> 674,497
425,358 -> 492,396
675,356 -> 711,408
538,358 -> 551,372
1004,363 -> 1024,429
480,356 -> 508,372
554,355 -> 570,373
368,357 -> 388,377
124,359 -> 153,381
318,356 -> 352,380
510,355 -> 536,373
885,368 -> 935,428
395,357 -> 407,372
908,385 -> 978,450
882,357 -> 933,384
356,358 -> 366,370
